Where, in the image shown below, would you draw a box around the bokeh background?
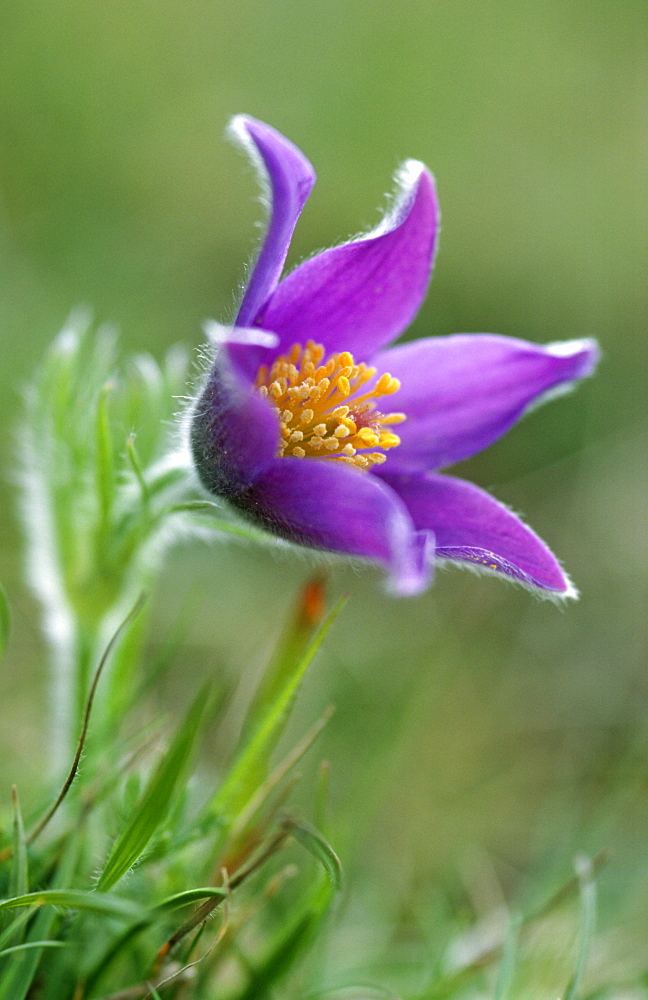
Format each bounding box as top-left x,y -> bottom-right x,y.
0,0 -> 646,989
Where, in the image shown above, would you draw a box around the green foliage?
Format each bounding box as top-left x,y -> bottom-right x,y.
0,576 -> 343,997
97,689 -> 209,891
9,789 -> 28,901
18,317 -> 196,756
211,586 -> 347,825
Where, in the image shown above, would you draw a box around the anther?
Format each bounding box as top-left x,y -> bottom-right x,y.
255,340 -> 406,469
356,428 -> 379,446
375,373 -> 400,394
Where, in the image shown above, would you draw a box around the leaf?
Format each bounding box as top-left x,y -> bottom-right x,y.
211,583 -> 346,822
78,888 -> 227,995
0,941 -> 67,958
236,881 -> 335,1000
154,887 -> 227,913
0,890 -> 145,922
0,582 -> 9,660
97,688 -> 209,891
563,855 -> 597,1000
163,505 -> 272,544
290,818 -> 342,891
493,913 -> 522,1000
0,831 -> 79,1000
9,788 -> 28,901
95,382 -> 115,531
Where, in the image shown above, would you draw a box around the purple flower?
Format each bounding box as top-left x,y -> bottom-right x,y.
191,116 -> 598,597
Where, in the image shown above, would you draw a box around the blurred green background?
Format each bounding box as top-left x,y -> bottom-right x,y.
0,0 -> 646,988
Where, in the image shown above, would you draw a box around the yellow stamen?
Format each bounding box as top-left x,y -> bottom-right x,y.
254,340 -> 406,470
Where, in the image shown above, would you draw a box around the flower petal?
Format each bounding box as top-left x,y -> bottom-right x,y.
230,116 -> 316,328
230,459 -> 433,595
382,471 -> 574,595
190,352 -> 279,499
256,162 -> 439,360
376,335 -> 599,471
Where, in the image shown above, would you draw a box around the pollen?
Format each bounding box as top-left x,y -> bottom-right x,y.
255,340 -> 406,470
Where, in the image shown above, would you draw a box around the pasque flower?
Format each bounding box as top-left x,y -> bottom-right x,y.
191,116 -> 598,597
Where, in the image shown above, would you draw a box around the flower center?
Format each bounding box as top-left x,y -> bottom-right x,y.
255,340 -> 405,470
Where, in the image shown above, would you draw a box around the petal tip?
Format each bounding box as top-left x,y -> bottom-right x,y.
376,159 -> 440,240
203,319 -> 279,350
546,337 -> 600,378
226,114 -> 316,188
386,529 -> 435,597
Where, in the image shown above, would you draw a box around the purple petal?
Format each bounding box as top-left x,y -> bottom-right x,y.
230,459 -> 433,595
256,162 -> 439,361
230,116 -> 316,328
376,335 -> 599,472
190,352 -> 279,499
382,471 -> 574,595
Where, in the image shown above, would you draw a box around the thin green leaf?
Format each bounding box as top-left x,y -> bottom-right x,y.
95,382 -> 116,530
166,500 -> 222,515
241,577 -> 330,744
211,589 -> 347,821
28,592 -> 148,846
493,912 -> 522,1000
0,830 -> 82,1000
97,688 -> 209,891
154,887 -> 227,914
9,788 -> 28,901
236,881 -> 334,1000
0,890 -> 145,922
563,856 -> 597,1000
0,941 -> 67,958
0,911 -> 32,952
230,705 -> 335,846
80,890 -> 226,995
290,818 -> 342,890
126,434 -> 149,504
0,582 -> 9,659
166,506 -> 271,544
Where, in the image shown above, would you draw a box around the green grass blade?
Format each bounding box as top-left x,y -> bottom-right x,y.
290,819 -> 342,891
126,433 -> 149,504
563,856 -> 597,1000
95,382 -> 115,533
236,880 -> 334,1000
0,911 -> 32,951
97,688 -> 208,891
154,887 -> 227,913
0,890 -> 146,922
0,830 -> 80,1000
0,941 -> 67,958
493,912 -> 522,1000
0,582 -> 9,660
211,586 -> 347,822
9,788 -> 28,901
241,578 -> 332,745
